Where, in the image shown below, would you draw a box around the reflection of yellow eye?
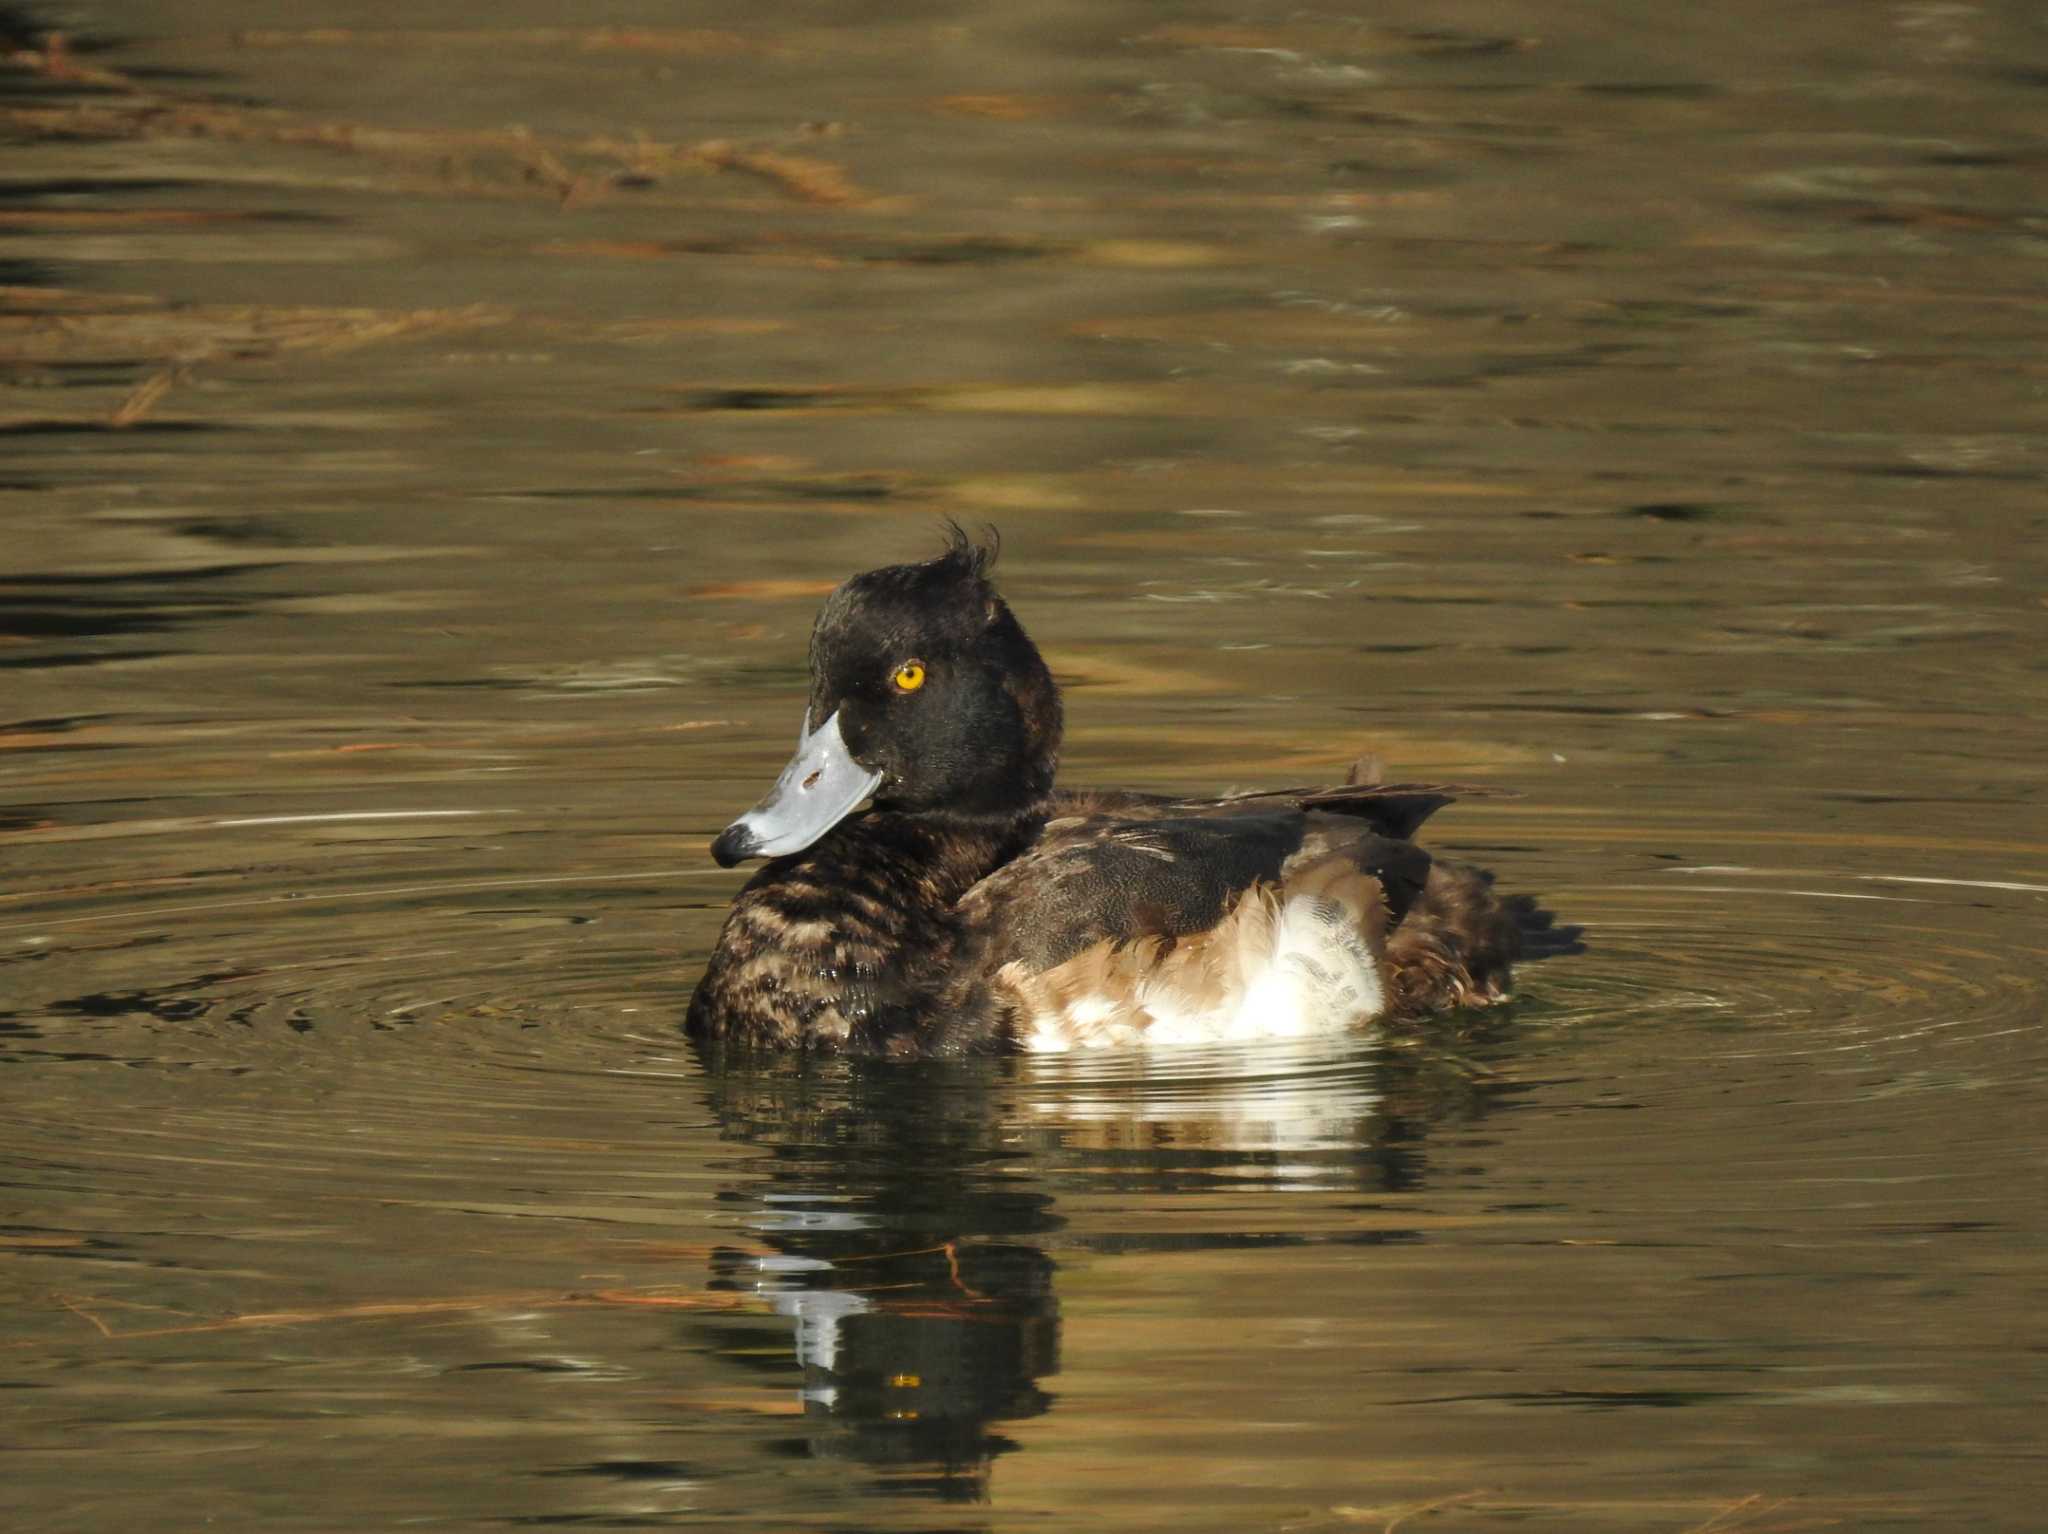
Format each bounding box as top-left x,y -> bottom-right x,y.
892,661 -> 926,693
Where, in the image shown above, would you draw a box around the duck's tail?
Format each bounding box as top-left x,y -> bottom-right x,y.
1381,861 -> 1515,1017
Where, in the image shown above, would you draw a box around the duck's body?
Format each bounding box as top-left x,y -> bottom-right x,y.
686,532 -> 1522,1057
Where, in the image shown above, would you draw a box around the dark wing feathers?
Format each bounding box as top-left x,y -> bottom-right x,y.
957,806 -> 1434,981
957,812 -> 1300,975
1048,780 -> 1511,842
1257,781 -> 1515,840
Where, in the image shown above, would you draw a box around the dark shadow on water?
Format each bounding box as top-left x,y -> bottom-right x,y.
0,420 -> 221,436
0,576 -> 258,655
2,536 -> 292,665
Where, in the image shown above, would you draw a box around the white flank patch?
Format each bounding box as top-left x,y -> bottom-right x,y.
1023,893 -> 1385,1052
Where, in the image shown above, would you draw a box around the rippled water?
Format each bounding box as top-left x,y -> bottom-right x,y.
5,3 -> 2047,1529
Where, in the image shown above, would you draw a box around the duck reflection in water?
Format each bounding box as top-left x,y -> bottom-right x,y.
687,1021 -> 1549,1503
697,1052 -> 1061,1501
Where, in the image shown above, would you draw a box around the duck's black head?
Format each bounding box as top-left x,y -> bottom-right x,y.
711,527 -> 1062,867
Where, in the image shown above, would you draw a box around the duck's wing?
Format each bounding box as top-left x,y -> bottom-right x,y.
940,809 -> 1433,1050
1048,781 -> 1510,841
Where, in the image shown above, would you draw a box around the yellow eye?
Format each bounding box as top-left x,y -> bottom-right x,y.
892,661 -> 926,693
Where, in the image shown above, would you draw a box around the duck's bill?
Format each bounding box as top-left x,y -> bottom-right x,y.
711,710 -> 883,868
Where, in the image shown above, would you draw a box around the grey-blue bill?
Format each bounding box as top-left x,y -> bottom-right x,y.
710,710 -> 884,867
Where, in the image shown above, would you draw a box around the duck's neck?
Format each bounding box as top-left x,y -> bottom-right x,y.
861,800 -> 1048,901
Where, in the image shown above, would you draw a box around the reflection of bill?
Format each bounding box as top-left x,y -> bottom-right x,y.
765,1278 -> 867,1410
716,1224 -> 1058,1498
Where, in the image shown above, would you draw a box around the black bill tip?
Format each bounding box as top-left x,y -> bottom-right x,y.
710,823 -> 759,869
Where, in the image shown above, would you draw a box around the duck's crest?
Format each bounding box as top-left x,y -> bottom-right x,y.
938,518 -> 1000,582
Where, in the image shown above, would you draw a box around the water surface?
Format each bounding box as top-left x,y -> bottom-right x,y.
4,3 -> 2046,1529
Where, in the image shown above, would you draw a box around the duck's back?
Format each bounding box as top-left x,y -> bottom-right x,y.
945,785 -> 1519,1053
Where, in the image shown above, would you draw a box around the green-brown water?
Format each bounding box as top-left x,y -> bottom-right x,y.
5,4 -> 2046,1529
